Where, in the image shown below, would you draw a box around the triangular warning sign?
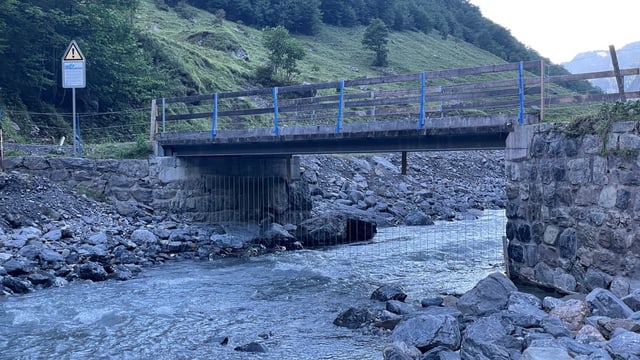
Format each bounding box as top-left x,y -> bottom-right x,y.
63,41 -> 84,61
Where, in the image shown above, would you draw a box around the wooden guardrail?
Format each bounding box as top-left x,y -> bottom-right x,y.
150,59 -> 640,141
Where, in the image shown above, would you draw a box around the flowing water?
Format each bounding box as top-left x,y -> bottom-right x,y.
0,210 -> 506,360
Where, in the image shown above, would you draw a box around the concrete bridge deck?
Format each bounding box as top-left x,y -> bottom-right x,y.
155,114 -> 530,157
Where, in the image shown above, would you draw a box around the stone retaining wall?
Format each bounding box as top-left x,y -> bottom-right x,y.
506,121 -> 640,294
2,156 -> 309,224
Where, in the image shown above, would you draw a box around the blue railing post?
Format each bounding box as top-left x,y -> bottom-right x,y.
162,97 -> 166,133
518,61 -> 524,124
211,93 -> 218,139
419,72 -> 426,129
336,80 -> 345,133
273,87 -> 279,136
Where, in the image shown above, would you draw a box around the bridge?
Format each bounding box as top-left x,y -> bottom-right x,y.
150,60 -> 640,158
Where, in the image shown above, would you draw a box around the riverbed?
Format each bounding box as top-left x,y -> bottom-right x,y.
0,210 -> 506,360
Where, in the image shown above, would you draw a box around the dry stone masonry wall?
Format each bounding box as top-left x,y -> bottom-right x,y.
506,121 -> 640,294
2,156 -> 308,223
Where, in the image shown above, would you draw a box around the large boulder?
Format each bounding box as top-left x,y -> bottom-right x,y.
460,314 -> 513,360
76,262 -> 108,281
296,212 -> 377,247
586,288 -> 634,319
457,272 -> 517,317
333,307 -> 378,329
371,285 -> 407,302
392,314 -> 461,352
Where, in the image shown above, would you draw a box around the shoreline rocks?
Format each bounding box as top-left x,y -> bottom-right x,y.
334,273 -> 640,360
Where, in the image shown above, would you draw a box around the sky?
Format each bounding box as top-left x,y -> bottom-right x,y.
468,0 -> 640,64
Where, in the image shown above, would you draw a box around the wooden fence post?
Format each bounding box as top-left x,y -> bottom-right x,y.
609,45 -> 626,102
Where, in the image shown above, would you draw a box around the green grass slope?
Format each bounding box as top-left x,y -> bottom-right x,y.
135,0 -> 507,98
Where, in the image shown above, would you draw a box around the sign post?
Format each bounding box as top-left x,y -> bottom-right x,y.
62,40 -> 86,157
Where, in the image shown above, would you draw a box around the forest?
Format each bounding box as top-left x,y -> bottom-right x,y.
0,0 -> 572,143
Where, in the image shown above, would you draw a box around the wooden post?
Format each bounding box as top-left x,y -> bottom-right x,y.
609,45 -> 626,102
401,151 -> 407,175
149,99 -> 157,143
539,60 -> 545,122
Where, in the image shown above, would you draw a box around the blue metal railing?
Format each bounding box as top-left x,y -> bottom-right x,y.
211,93 -> 218,138
273,87 -> 279,136
158,60 -> 615,138
336,80 -> 345,133
518,61 -> 525,125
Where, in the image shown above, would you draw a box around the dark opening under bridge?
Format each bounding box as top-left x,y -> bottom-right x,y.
150,60 -> 640,157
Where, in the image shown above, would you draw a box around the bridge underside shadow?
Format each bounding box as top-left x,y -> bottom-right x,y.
155,115 -> 523,157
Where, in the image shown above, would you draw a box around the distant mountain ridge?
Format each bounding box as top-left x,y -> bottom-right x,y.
562,41 -> 640,93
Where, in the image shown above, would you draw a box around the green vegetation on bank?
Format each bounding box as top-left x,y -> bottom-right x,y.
0,0 -> 615,157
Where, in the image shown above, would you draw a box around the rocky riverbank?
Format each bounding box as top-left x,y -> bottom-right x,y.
0,150 -> 506,295
334,272 -> 640,359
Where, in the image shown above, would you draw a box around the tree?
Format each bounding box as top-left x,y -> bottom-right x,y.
362,18 -> 389,67
261,25 -> 306,83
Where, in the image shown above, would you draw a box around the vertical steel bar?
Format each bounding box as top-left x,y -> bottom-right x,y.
162,97 -> 166,133
336,80 -> 345,133
518,61 -> 524,125
0,108 -> 3,172
539,60 -> 545,122
211,93 -> 218,139
419,72 -> 426,129
76,113 -> 82,157
273,87 -> 279,136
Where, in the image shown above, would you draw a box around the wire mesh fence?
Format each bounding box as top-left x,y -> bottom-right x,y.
201,174 -> 506,285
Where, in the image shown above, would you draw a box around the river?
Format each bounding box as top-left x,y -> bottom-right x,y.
0,210 -> 506,360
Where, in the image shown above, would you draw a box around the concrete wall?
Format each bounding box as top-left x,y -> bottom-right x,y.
505,121 -> 640,294
3,155 -> 309,224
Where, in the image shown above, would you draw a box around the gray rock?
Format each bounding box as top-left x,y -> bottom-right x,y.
542,296 -> 563,311
372,285 -> 407,302
108,265 -> 133,281
77,262 -> 108,281
130,229 -> 158,246
296,212 -> 377,246
258,223 -> 296,247
521,346 -> 572,360
586,288 -> 634,319
77,244 -> 110,263
457,272 -> 517,317
541,316 -> 572,338
2,258 -> 33,276
606,329 -> 640,359
87,232 -> 108,245
622,290 -> 640,312
405,211 -> 434,226
210,234 -> 245,249
233,342 -> 268,353
2,275 -> 33,293
421,345 -> 461,360
421,297 -> 444,307
43,229 -> 62,242
460,337 -> 510,360
610,277 -> 631,298
386,300 -> 416,315
392,314 -> 461,352
333,307 -> 378,329
382,342 -> 422,360
27,271 -> 55,287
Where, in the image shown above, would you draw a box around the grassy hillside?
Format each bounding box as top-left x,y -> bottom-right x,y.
134,0 -> 507,98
